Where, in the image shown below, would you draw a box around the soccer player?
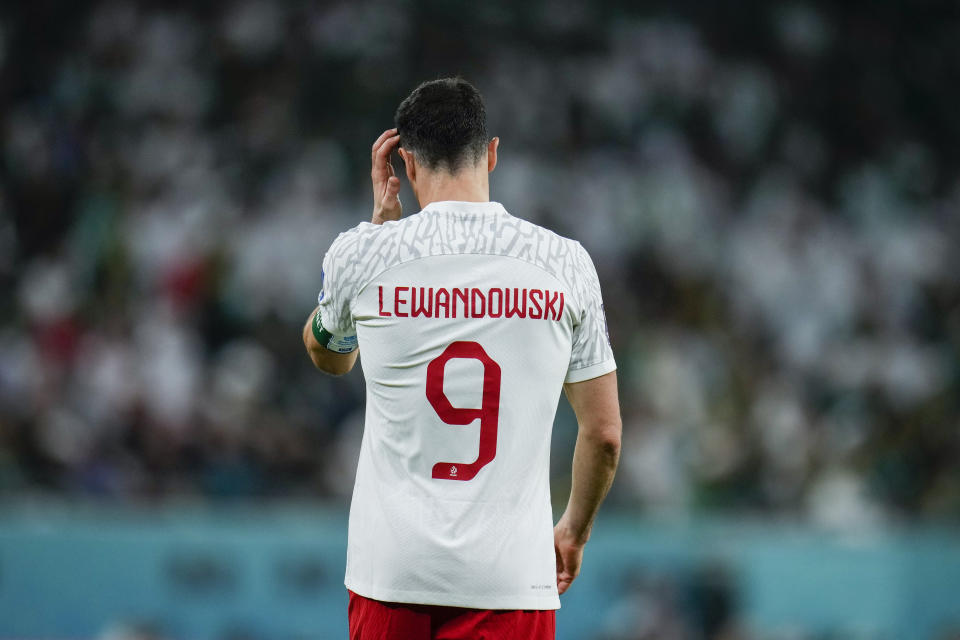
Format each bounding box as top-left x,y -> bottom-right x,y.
303,78 -> 621,640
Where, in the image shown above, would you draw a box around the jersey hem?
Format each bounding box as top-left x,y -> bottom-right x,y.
344,579 -> 561,611
565,359 -> 617,384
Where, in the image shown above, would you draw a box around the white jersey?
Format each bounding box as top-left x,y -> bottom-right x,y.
317,200 -> 615,610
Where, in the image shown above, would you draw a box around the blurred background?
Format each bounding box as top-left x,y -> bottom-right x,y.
1,0 -> 959,638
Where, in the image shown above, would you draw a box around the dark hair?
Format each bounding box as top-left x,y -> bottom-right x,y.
394,78 -> 488,173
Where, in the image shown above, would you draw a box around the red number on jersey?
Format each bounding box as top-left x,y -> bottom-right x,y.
426,341 -> 502,481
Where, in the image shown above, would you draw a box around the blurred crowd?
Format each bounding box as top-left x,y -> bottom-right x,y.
1,0 -> 958,527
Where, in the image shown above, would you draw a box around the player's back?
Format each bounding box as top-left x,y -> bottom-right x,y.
317,200 -> 612,609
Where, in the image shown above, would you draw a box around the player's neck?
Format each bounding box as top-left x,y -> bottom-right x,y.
414,167 -> 489,208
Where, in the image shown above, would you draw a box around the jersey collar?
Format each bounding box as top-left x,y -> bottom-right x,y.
420,201 -> 508,216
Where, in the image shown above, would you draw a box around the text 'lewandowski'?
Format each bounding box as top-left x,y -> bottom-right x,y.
378,286 -> 564,321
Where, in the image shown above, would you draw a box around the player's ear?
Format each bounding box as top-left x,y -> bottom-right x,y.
399,147 -> 417,183
487,137 -> 499,173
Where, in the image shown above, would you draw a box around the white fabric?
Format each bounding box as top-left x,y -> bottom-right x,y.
317,201 -> 615,610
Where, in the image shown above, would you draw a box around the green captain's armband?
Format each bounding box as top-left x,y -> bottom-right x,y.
312,309 -> 358,354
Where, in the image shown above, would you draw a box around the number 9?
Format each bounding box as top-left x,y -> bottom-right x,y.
425,341 -> 502,481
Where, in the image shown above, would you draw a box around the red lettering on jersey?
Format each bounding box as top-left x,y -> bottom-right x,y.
412,287 -> 434,318
435,288 -> 451,318
395,287 -> 409,317
453,288 -> 469,318
529,289 -> 544,319
383,285 -> 564,322
544,290 -> 560,321
487,288 -> 503,318
470,288 -> 486,318
378,286 -> 392,316
505,288 -> 527,319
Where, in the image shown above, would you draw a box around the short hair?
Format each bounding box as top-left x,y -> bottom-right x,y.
395,78 -> 488,173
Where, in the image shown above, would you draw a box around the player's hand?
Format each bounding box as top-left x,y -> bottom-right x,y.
554,518 -> 587,595
371,128 -> 402,225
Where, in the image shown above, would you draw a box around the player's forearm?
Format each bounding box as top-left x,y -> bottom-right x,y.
561,422 -> 621,543
560,372 -> 621,542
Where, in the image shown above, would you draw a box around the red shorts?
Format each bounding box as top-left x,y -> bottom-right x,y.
348,590 -> 556,640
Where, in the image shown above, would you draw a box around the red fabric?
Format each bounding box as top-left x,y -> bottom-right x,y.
348,590 -> 556,640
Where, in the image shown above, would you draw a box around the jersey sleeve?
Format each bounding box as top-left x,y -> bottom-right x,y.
565,243 -> 616,383
316,230 -> 363,337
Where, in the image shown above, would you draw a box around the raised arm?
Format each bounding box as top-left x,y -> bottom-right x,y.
304,128 -> 402,376
554,370 -> 622,595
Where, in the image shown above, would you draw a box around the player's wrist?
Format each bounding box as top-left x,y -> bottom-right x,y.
556,515 -> 591,546
312,309 -> 358,353
372,206 -> 401,225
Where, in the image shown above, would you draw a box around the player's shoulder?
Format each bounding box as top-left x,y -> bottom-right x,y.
328,213 -> 424,245
464,204 -> 580,257
328,220 -> 380,249
322,215 -> 431,288
505,210 -> 579,244
322,220 -> 385,267
494,208 -> 592,274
